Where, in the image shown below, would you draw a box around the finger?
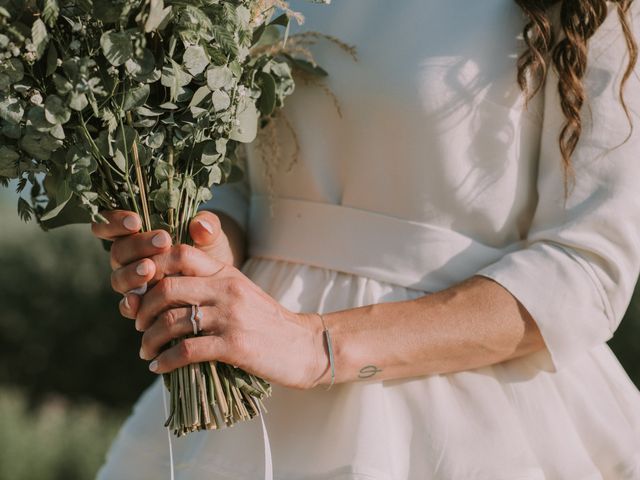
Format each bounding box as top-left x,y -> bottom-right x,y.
135,268 -> 231,331
110,229 -> 172,270
119,293 -> 141,321
140,306 -> 225,360
149,244 -> 225,282
91,210 -> 141,241
148,336 -> 230,374
189,211 -> 221,248
111,258 -> 157,294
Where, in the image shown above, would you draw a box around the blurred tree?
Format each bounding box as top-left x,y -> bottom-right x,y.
0,206 -> 154,408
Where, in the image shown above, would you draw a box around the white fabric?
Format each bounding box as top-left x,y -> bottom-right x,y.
97,1 -> 640,478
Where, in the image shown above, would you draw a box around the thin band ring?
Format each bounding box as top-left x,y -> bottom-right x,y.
190,305 -> 203,336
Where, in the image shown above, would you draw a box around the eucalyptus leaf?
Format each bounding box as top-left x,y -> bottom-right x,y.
257,71 -> 276,116
68,91 -> 88,111
123,84 -> 150,111
211,90 -> 230,112
100,31 -> 134,66
189,85 -> 211,108
40,190 -> 72,221
44,95 -> 70,124
183,176 -> 197,197
125,49 -> 156,77
206,65 -> 234,90
20,131 -> 61,160
147,129 -> 165,149
113,149 -> 127,172
2,122 -> 21,139
51,74 -> 72,95
0,146 -> 19,176
49,122 -> 65,140
154,159 -> 174,181
183,45 -> 208,76
153,186 -> 180,211
229,97 -> 258,143
207,164 -> 222,185
1,59 -> 24,84
0,97 -> 24,124
200,140 -> 221,165
145,0 -> 172,32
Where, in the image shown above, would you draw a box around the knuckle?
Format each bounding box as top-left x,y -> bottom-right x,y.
225,275 -> 244,298
156,276 -> 173,298
161,309 -> 180,330
174,244 -> 193,264
226,301 -> 243,323
177,340 -> 195,361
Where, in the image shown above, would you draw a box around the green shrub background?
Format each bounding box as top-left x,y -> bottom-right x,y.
1,193 -> 639,480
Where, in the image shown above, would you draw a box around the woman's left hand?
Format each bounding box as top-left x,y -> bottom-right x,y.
117,245 -> 328,390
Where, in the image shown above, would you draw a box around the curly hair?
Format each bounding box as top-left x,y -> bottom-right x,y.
515,0 -> 638,198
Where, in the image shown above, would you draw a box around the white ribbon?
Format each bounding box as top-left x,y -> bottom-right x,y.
161,384 -> 176,480
162,387 -> 273,480
257,401 -> 273,480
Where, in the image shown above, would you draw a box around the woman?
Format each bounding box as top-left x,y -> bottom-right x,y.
94,1 -> 640,478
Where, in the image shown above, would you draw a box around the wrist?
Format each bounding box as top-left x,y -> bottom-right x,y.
305,311 -> 340,390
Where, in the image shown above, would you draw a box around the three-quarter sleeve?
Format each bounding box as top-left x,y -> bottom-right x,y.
474,10 -> 640,372
198,152 -> 251,232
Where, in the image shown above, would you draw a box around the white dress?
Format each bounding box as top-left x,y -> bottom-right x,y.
97,1 -> 640,478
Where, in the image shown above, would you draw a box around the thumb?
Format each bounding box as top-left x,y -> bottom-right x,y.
189,211 -> 222,248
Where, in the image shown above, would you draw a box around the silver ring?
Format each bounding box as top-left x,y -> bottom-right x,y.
190,305 -> 203,336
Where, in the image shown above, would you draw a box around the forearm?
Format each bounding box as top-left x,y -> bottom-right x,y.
314,275 -> 547,386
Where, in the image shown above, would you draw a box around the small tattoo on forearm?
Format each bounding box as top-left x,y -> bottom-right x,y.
358,365 -> 382,379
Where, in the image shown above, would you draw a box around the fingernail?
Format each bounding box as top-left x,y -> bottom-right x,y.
151,233 -> 171,248
135,320 -> 143,332
139,347 -> 146,360
197,219 -> 214,234
120,295 -> 130,310
123,216 -> 139,231
149,360 -> 158,372
136,262 -> 150,276
129,284 -> 148,295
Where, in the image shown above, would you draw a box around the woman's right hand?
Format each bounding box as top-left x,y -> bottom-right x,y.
91,209 -> 237,325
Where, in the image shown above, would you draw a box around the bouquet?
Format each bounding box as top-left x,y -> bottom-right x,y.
0,0 -> 332,436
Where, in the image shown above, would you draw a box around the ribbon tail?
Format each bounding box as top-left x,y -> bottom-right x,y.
257,402 -> 273,480
161,382 -> 176,480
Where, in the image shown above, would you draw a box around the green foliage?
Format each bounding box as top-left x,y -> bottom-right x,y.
608,288 -> 640,388
0,0 -> 327,232
0,387 -> 125,480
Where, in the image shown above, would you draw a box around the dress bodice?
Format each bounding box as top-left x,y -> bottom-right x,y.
246,0 -> 541,248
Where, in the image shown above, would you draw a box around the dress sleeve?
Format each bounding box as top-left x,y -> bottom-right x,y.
198,151 -> 251,232
474,9 -> 640,372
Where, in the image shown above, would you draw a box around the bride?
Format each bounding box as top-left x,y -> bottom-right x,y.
93,0 -> 640,478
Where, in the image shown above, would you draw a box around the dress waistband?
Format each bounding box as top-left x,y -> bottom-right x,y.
247,195 -> 524,292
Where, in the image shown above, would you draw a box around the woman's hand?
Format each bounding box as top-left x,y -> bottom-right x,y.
117,245 -> 328,390
91,209 -> 238,313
